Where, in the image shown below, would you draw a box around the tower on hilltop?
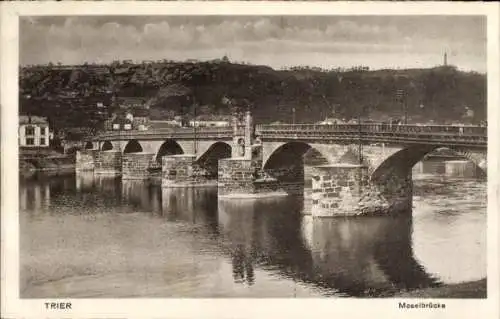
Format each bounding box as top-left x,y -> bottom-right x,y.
444,51 -> 448,66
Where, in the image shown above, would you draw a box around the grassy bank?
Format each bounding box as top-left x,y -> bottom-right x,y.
394,279 -> 487,298
19,149 -> 75,178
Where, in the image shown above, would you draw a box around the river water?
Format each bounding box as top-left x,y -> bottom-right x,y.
19,164 -> 486,298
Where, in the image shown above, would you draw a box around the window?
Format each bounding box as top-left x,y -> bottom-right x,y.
25,126 -> 35,135
124,123 -> 132,130
40,127 -> 47,135
112,123 -> 120,130
40,138 -> 46,146
26,138 -> 34,145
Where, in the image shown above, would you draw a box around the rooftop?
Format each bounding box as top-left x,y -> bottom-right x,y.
19,115 -> 48,125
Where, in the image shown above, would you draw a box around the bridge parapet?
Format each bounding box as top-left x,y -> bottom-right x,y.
256,124 -> 486,148
256,124 -> 487,136
94,126 -> 243,141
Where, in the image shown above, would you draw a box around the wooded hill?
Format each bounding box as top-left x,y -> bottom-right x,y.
19,60 -> 486,132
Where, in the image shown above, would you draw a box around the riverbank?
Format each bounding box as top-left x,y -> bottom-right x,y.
394,279 -> 487,298
19,149 -> 75,178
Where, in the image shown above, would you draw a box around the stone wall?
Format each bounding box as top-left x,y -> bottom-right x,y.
162,154 -> 212,187
310,164 -> 389,217
264,165 -> 305,195
94,150 -> 122,175
218,158 -> 256,195
445,160 -> 478,178
218,141 -> 288,197
122,152 -> 155,180
76,149 -> 97,171
372,170 -> 412,215
218,157 -> 295,197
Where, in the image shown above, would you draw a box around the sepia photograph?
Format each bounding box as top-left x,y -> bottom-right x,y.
2,2 -> 499,319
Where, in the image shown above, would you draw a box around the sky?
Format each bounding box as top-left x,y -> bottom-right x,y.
20,15 -> 486,72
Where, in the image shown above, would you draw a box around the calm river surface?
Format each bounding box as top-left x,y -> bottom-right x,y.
20,167 -> 486,298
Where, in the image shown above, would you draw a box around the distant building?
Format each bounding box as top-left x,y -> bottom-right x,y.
110,115 -> 133,131
464,107 -> 474,118
189,119 -> 230,127
318,117 -> 345,125
105,108 -> 150,131
19,115 -> 51,147
130,108 -> 150,130
149,120 -> 182,129
188,115 -> 232,127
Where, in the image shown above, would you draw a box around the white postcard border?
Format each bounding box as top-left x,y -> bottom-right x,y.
1,2 -> 499,319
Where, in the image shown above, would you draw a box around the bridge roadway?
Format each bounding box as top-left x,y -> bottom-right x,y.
93,123 -> 487,149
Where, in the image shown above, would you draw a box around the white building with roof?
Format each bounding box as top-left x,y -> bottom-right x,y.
19,115 -> 51,147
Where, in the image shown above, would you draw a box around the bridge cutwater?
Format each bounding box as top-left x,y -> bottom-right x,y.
78,112 -> 487,217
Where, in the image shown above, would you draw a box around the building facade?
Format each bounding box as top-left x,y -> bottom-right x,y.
19,115 -> 50,147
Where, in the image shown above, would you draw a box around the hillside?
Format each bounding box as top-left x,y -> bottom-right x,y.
19,60 -> 486,132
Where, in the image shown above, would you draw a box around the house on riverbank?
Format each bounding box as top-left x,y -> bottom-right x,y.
19,115 -> 52,148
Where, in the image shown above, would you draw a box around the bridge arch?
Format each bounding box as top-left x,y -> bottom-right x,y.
123,140 -> 143,154
263,142 -> 330,170
84,141 -> 94,149
156,139 -> 184,163
196,141 -> 232,179
370,145 -> 486,213
101,141 -> 113,151
263,142 -> 331,193
335,146 -> 374,168
372,145 -> 486,182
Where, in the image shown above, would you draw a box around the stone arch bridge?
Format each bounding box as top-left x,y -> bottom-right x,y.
78,121 -> 487,217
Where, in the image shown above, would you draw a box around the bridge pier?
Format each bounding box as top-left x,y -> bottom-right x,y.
218,158 -> 284,198
94,150 -> 122,175
373,170 -> 413,215
76,149 -> 98,171
310,164 -> 390,217
161,154 -> 214,187
122,152 -> 155,180
76,149 -> 123,175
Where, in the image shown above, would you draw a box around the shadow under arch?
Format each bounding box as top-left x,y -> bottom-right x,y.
336,146 -> 372,167
263,142 -> 330,193
123,140 -> 143,153
101,141 -> 113,151
196,142 -> 232,179
373,145 -> 486,182
156,139 -> 184,164
371,145 -> 486,213
84,141 -> 94,149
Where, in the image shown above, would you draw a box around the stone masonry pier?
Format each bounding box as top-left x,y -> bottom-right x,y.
76,149 -> 97,171
161,154 -> 214,188
76,149 -> 123,176
310,164 -> 389,217
93,150 -> 122,175
218,158 -> 285,198
122,152 -> 154,180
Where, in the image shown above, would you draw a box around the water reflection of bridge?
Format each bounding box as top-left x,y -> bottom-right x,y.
218,198 -> 439,296
22,172 -> 442,297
